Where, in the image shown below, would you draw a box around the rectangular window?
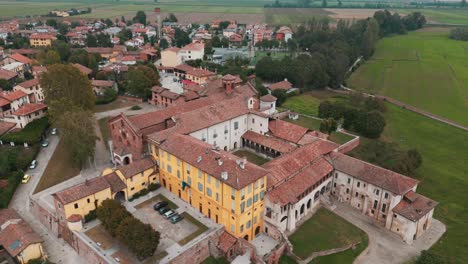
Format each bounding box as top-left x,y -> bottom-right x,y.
231,188 -> 236,199
207,187 -> 212,197
240,202 -> 245,213
231,224 -> 235,232
246,220 -> 251,229
355,192 -> 358,197
74,203 -> 78,209
248,184 -> 252,193
373,200 -> 378,209
167,165 -> 172,173
247,198 -> 252,207
382,203 -> 387,212
216,179 -> 220,188
384,192 -> 389,199
240,225 -> 244,232
357,182 -> 360,187
167,153 -> 171,161
241,189 -> 245,200
253,194 -> 258,203
347,178 -> 351,184
216,193 -> 220,202
234,121 -> 239,130
260,191 -> 265,200
188,176 -> 192,185
177,170 -> 180,178
376,189 -> 380,195
261,178 -> 265,188
177,158 -> 180,166
254,181 -> 259,189
207,175 -> 211,184
198,183 -> 203,192
198,170 -> 202,179
186,164 -> 191,174
231,201 -> 235,213
346,188 -> 350,194
87,198 -> 90,203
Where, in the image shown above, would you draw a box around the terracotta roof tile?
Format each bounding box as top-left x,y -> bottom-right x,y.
118,157 -> 155,179
329,152 -> 419,195
0,69 -> 18,80
393,191 -> 438,221
54,177 -> 111,205
186,68 -> 215,78
160,134 -> 267,189
268,119 -> 308,143
268,157 -> 333,205
17,78 -> 39,88
12,103 -> 47,116
104,172 -> 127,192
218,231 -> 237,253
260,94 -> 277,102
0,221 -> 43,257
0,90 -> 27,102
181,42 -> 204,51
0,121 -> 16,136
160,90 -> 181,100
73,63 -> 92,75
242,131 -> 296,154
30,33 -> 54,39
262,140 -> 338,187
269,80 -> 292,91
0,208 -> 20,226
92,80 -> 115,87
9,53 -> 33,64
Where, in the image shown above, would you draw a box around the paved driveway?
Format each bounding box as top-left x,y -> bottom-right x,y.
328,202 -> 446,264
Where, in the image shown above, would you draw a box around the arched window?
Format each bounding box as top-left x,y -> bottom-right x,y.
314,192 -> 320,201
300,204 -> 305,215
307,199 -> 312,209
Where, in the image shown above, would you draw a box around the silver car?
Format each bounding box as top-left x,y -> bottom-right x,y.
163,209 -> 176,219
29,160 -> 37,169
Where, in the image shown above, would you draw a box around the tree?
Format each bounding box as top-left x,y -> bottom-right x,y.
52,40 -> 71,61
174,28 -> 190,47
46,19 -> 57,28
255,79 -> 268,96
57,108 -> 96,168
168,13 -> 178,22
322,0 -> 327,7
104,18 -> 113,27
36,50 -> 61,65
286,38 -> 298,54
96,33 -> 112,47
0,79 -> 12,91
355,111 -> 386,138
117,28 -> 133,43
271,89 -> 287,107
116,216 -> 160,259
462,0 -> 467,8
97,199 -> 131,236
320,118 -> 337,134
124,65 -> 160,98
86,33 -> 98,47
159,38 -> 169,49
133,11 -> 147,25
361,18 -> 379,59
40,64 -> 95,120
219,21 -> 231,29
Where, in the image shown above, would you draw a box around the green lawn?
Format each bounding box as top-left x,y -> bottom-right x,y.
348,28 -> 468,126
351,103 -> 468,263
396,8 -> 468,25
309,237 -> 368,264
34,140 -> 80,194
282,94 -> 322,116
178,212 -> 209,245
201,256 -> 230,264
232,150 -> 270,165
289,208 -> 367,260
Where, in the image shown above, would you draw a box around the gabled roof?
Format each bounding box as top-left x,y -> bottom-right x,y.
11,103 -> 47,116
17,78 -> 39,88
72,63 -> 92,75
268,119 -> 308,144
329,152 -> 419,195
269,80 -> 292,91
186,68 -> 215,78
91,80 -> 115,87
30,33 -> 54,39
260,94 -> 277,102
242,130 -> 295,154
9,53 -> 33,64
181,42 -> 204,51
159,134 -> 267,190
0,90 -> 28,102
118,157 -> 155,179
393,191 -> 438,222
0,69 -> 17,80
54,177 -> 111,205
0,221 -> 43,257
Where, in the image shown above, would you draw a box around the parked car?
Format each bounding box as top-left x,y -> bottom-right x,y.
51,128 -> 58,135
163,210 -> 176,219
158,207 -> 170,215
170,214 -> 184,224
153,201 -> 168,211
21,174 -> 31,184
29,160 -> 37,169
41,140 -> 49,147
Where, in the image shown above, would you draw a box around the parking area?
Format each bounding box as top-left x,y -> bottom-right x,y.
132,196 -> 198,253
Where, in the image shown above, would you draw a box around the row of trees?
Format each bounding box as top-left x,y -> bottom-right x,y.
449,27 -> 468,41
256,11 -> 426,90
97,199 -> 160,259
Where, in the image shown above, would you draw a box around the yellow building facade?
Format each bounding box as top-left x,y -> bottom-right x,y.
16,243 -> 45,264
150,137 -> 267,241
29,36 -> 53,47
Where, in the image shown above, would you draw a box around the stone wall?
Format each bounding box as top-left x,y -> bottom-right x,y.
30,198 -> 59,237
168,228 -> 225,264
118,95 -> 143,103
337,135 -> 360,154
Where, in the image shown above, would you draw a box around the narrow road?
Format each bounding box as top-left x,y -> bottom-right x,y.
9,135 -> 83,263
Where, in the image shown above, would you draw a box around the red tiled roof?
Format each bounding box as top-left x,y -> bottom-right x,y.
0,221 -> 43,257
104,171 -> 127,192
329,152 -> 419,195
163,47 -> 181,53
242,131 -> 296,154
92,80 -> 115,87
268,157 -> 333,205
85,47 -> 113,54
12,103 -> 47,116
269,80 -> 292,91
30,33 -> 54,39
187,68 -> 215,78
160,90 -> 181,100
183,90 -> 199,101
0,90 -> 27,102
151,85 -> 165,93
0,98 -> 9,107
393,191 -> 438,221
174,64 -> 194,72
260,94 -> 277,102
268,119 -> 308,144
122,55 -> 136,62
262,140 -> 338,186
10,49 -> 39,55
118,157 -> 155,179
159,134 -> 267,190
9,53 -> 33,64
0,69 -> 18,80
0,121 -> 16,136
218,231 -> 237,253
73,63 -> 92,75
0,208 -> 20,226
54,177 -> 111,205
184,83 -> 204,92
67,214 -> 82,222
17,78 -> 39,88
181,42 -> 204,51
32,65 -> 47,74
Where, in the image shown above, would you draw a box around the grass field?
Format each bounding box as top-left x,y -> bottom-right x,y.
34,140 -> 80,194
348,28 -> 468,126
289,207 -> 367,260
396,8 -> 468,25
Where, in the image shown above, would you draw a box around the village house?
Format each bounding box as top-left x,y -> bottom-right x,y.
2,53 -> 33,78
29,33 -> 55,47
13,78 -> 44,103
0,209 -> 45,264
52,158 -> 157,228
0,68 -> 18,82
151,85 -> 199,108
0,90 -> 47,129
179,42 -> 204,62
91,79 -> 117,96
275,26 -> 293,42
160,47 -> 182,68
267,79 -> 297,94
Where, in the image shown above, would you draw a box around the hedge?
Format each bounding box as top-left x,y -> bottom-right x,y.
1,117 -> 49,144
95,89 -> 117,105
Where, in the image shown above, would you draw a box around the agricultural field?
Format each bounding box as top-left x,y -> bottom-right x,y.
282,91 -> 468,263
348,28 -> 468,126
396,8 -> 468,25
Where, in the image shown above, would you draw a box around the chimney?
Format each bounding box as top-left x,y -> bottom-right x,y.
284,78 -> 288,82
217,158 -> 223,166
197,156 -> 202,163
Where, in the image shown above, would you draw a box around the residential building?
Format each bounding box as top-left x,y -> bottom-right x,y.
267,79 -> 297,94
276,26 -> 293,42
53,158 -> 157,224
161,47 -> 182,68
149,133 -> 267,240
14,78 -> 44,103
29,33 -> 55,47
0,209 -> 45,264
91,80 -> 117,96
179,42 -> 204,62
0,90 -> 47,129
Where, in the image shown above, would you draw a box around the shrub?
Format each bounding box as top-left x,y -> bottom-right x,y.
148,183 -> 160,191
130,105 -> 142,110
84,209 -> 97,223
95,89 -> 118,105
0,171 -> 22,208
1,117 -> 49,144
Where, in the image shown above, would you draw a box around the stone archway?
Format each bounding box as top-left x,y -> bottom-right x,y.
123,156 -> 130,165
244,235 -> 249,241
255,226 -> 261,236
114,191 -> 125,202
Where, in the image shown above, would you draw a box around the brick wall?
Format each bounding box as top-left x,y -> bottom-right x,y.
30,198 -> 59,237
169,228 -> 225,264
337,136 -> 360,154
118,95 -> 143,103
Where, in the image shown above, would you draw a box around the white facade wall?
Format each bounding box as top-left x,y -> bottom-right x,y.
14,85 -> 44,103
15,109 -> 47,129
189,113 -> 268,152
259,100 -> 276,115
179,49 -> 204,62
390,208 -> 434,244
